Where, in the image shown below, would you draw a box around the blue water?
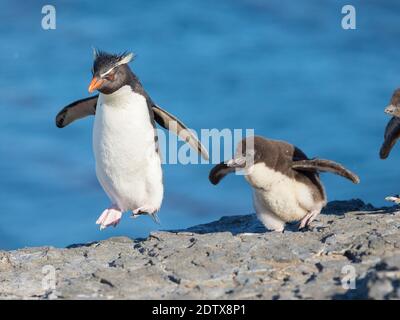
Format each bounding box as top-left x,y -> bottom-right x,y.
1,0 -> 400,249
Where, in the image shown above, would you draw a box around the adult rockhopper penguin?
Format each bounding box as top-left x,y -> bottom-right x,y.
56,49 -> 209,230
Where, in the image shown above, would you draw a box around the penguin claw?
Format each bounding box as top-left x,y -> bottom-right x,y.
131,207 -> 161,224
150,212 -> 161,224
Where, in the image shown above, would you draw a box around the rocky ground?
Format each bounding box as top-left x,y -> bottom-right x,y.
1,199 -> 400,299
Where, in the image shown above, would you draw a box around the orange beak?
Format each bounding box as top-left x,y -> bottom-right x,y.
88,77 -> 104,93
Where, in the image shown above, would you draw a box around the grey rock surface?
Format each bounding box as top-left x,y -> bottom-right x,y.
1,199 -> 399,300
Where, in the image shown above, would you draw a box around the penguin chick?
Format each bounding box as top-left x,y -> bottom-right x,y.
209,136 -> 360,232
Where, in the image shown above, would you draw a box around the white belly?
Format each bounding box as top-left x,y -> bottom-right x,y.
253,187 -> 307,223
246,163 -> 318,222
92,86 -> 163,212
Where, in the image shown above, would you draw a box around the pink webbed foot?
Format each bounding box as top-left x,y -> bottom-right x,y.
298,210 -> 320,230
96,206 -> 122,230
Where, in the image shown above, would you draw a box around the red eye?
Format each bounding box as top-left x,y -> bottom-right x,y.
106,73 -> 115,81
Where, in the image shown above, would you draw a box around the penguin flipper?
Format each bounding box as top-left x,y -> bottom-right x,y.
209,162 -> 235,185
152,104 -> 209,160
380,116 -> 400,159
292,159 -> 360,184
55,95 -> 98,128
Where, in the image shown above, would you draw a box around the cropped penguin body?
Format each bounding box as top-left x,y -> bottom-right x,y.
209,136 -> 359,231
56,50 -> 209,229
379,88 -> 400,204
380,88 -> 400,160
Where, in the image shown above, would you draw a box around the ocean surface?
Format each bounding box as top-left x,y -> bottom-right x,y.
1,0 -> 400,249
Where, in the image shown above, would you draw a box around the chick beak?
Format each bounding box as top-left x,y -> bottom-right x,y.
226,157 -> 246,168
88,77 -> 104,93
385,104 -> 396,114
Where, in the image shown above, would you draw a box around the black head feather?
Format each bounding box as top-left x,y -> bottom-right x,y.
92,49 -> 134,77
